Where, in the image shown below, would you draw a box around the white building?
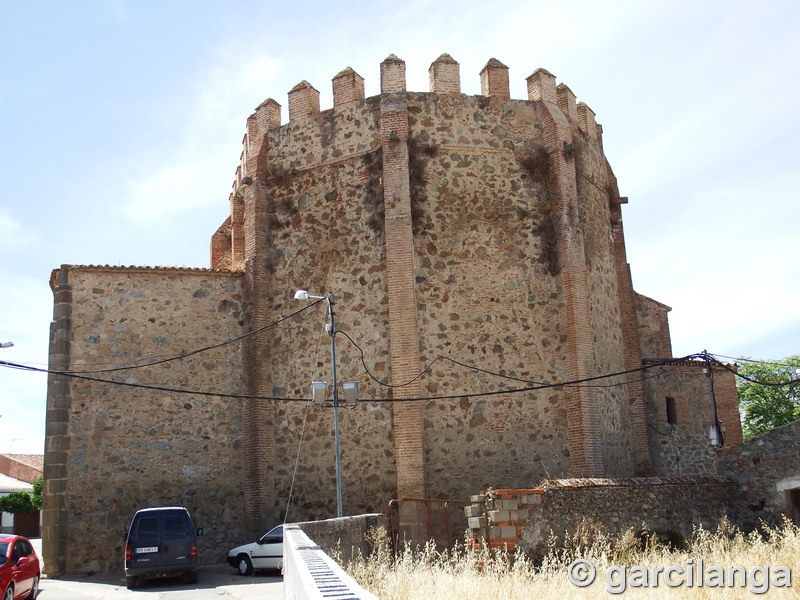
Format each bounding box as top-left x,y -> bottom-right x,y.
0,473 -> 33,534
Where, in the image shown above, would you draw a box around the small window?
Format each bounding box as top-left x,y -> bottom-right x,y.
665,397 -> 677,425
11,541 -> 22,562
137,516 -> 160,538
164,515 -> 188,539
789,490 -> 800,526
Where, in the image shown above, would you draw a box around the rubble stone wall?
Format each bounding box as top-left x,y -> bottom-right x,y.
718,418 -> 800,529
44,266 -> 246,575
465,478 -> 741,558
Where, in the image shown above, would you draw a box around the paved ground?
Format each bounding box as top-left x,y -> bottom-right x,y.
29,539 -> 284,599
38,567 -> 284,599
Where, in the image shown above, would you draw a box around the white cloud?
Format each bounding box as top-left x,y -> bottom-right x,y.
119,50 -> 282,223
0,209 -> 37,250
668,279 -> 800,359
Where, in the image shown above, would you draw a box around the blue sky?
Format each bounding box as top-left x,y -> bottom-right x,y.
1,0 -> 799,454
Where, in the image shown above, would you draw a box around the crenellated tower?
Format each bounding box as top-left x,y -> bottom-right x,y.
41,52 -> 743,575
209,53 -> 738,530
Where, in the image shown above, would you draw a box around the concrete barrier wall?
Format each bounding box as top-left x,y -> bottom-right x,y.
295,513 -> 386,562
284,525 -> 378,600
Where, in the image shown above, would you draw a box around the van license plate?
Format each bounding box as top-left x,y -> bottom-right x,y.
136,546 -> 158,553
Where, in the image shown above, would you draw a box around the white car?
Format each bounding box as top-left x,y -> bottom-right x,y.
226,525 -> 283,575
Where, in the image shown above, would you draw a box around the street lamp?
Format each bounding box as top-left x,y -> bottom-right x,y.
293,289 -> 353,518
0,341 -> 13,349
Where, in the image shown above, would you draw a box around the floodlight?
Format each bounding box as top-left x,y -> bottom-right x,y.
342,381 -> 359,404
311,381 -> 327,405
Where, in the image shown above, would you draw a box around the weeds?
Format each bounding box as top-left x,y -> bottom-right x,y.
347,520 -> 800,599
515,142 -> 560,276
362,148 -> 384,235
407,137 -> 438,235
215,254 -> 245,272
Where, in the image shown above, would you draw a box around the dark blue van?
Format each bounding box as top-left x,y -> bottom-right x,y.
124,506 -> 200,589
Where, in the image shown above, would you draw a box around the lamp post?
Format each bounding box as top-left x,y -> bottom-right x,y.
0,342 -> 13,349
294,290 -> 343,518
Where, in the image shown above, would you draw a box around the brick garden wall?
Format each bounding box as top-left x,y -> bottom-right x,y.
466,477 -> 741,559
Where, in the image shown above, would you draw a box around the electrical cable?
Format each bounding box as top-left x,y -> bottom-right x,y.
339,328 -> 691,392
703,351 -> 725,447
706,354 -> 800,388
284,309 -> 328,525
60,297 -> 325,374
337,329 -> 552,388
648,423 -> 675,436
10,322 -> 315,371
0,360 -> 301,401
578,362 -> 688,389
710,353 -> 800,370
0,353 -> 707,404
365,353 -> 705,403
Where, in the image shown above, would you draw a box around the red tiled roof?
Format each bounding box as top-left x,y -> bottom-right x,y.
49,265 -> 241,289
1,454 -> 43,471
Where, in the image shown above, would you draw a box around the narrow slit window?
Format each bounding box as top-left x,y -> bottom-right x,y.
665,397 -> 677,425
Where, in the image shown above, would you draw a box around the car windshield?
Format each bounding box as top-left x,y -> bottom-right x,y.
0,542 -> 7,565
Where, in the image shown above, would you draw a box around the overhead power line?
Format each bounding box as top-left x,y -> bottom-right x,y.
366,353 -> 706,402
0,353 -> 706,404
706,354 -> 800,388
338,329 -> 691,390
1,360 -> 294,401
59,297 -> 326,374
709,353 -> 800,370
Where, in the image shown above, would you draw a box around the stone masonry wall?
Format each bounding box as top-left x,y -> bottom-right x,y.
465,478 -> 742,558
404,80 -> 638,496
574,126 -> 633,476
636,294 -> 742,466
296,513 -> 387,562
235,55 -> 672,517
635,294 -> 673,359
240,58 -> 645,520
43,266 -> 246,575
643,364 -> 717,476
408,92 -> 572,497
643,362 -> 741,476
718,418 -> 800,529
45,55 -> 735,574
247,95 -> 399,523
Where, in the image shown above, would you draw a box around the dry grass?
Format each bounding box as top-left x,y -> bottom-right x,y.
347,520 -> 800,599
215,255 -> 245,272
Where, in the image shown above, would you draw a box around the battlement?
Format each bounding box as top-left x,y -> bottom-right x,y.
227,53 -> 603,203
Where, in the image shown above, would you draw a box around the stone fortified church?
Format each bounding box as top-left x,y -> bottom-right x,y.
43,54 -> 742,575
